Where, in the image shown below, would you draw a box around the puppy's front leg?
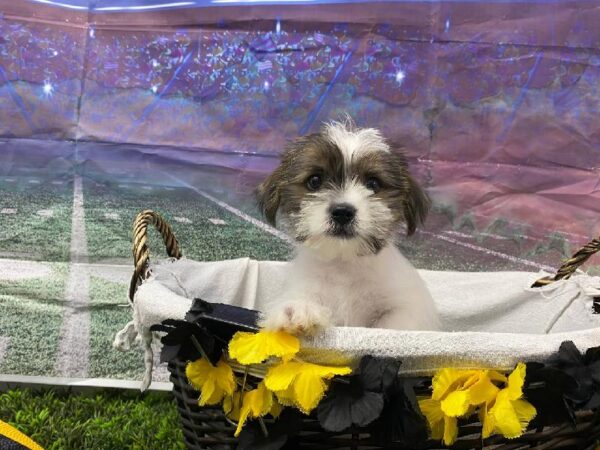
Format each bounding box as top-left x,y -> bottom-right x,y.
258,299 -> 332,336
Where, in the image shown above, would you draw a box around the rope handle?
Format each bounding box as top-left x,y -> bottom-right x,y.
129,210 -> 182,301
531,236 -> 600,288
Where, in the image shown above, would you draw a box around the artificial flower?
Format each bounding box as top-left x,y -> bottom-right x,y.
153,299 -> 261,365
186,298 -> 260,339
317,356 -> 399,432
419,368 -> 500,444
523,341 -> 600,426
265,361 -> 352,414
223,391 -> 242,421
234,381 -> 275,437
186,358 -> 236,406
358,356 -> 402,393
228,330 -> 300,365
546,341 -> 600,409
432,368 -> 504,415
237,409 -> 304,450
524,362 -> 577,426
481,363 -> 537,439
368,377 -> 429,445
150,319 -> 218,364
418,397 -> 458,446
419,366 -> 528,445
318,385 -> 383,432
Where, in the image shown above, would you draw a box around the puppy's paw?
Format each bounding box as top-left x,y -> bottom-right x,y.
258,300 -> 332,336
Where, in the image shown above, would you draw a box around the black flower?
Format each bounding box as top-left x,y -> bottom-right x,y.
368,377 -> 428,445
186,298 -> 259,342
317,356 -> 400,432
237,409 -> 304,450
317,378 -> 384,432
151,299 -> 261,364
524,362 -> 577,427
547,340 -> 600,410
150,319 -> 220,364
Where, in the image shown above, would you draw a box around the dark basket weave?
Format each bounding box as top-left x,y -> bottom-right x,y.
168,358 -> 600,450
132,210 -> 600,450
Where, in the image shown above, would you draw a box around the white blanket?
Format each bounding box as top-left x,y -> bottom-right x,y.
113,257 -> 600,390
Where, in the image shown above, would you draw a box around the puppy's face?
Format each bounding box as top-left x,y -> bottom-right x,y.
257,122 -> 430,258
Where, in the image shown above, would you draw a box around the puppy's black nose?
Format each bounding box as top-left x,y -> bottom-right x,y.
330,203 -> 356,226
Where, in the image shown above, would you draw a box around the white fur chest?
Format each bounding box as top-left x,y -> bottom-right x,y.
283,246 -> 409,327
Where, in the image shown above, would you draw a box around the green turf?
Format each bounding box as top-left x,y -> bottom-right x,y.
83,181 -> 291,263
0,179 -> 72,261
0,388 -> 185,450
0,263 -> 66,376
88,276 -> 145,379
397,235 -> 526,272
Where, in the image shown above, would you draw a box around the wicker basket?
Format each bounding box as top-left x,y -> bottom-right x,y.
130,210 -> 600,450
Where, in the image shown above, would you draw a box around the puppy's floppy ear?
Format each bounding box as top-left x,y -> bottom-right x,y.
404,175 -> 430,235
256,166 -> 284,226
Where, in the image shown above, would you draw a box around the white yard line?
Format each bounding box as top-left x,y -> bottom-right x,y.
37,209 -> 54,218
162,172 -> 294,244
173,216 -> 192,224
196,190 -> 293,243
444,230 -> 511,241
0,258 -> 131,269
0,337 -> 8,366
0,259 -> 52,281
104,212 -> 120,220
421,230 -> 555,272
54,175 -> 91,378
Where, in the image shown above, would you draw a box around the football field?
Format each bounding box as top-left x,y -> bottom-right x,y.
0,158 -> 589,386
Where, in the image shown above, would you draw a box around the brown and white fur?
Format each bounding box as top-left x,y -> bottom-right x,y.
256,120 -> 440,335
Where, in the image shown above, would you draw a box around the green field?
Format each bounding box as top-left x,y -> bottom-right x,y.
83,180 -> 292,263
0,263 -> 67,376
0,178 -> 72,262
0,171 -> 593,383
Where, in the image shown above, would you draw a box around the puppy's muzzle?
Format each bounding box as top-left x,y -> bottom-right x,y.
330,203 -> 356,225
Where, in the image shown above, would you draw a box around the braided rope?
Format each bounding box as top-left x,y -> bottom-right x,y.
129,210 -> 182,301
532,236 -> 600,288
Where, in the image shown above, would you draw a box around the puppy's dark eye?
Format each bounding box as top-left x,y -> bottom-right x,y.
365,177 -> 382,192
306,174 -> 322,191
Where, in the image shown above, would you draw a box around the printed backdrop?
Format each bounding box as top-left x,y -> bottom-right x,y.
0,0 -> 598,383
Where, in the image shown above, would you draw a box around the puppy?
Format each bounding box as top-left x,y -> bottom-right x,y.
256,120 -> 440,335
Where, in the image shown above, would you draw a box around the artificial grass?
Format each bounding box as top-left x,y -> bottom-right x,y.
83,181 -> 291,263
0,263 -> 67,376
88,276 -> 145,379
0,388 -> 185,450
0,179 -> 73,262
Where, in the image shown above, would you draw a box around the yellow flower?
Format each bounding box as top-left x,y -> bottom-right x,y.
482,363 -> 537,439
269,399 -> 283,418
228,330 -> 300,364
224,384 -> 283,436
420,364 -> 537,445
433,368 -> 504,413
420,368 -> 505,445
234,381 -> 274,437
186,358 -> 236,406
419,398 -> 458,446
264,361 -> 352,414
223,391 -> 242,421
